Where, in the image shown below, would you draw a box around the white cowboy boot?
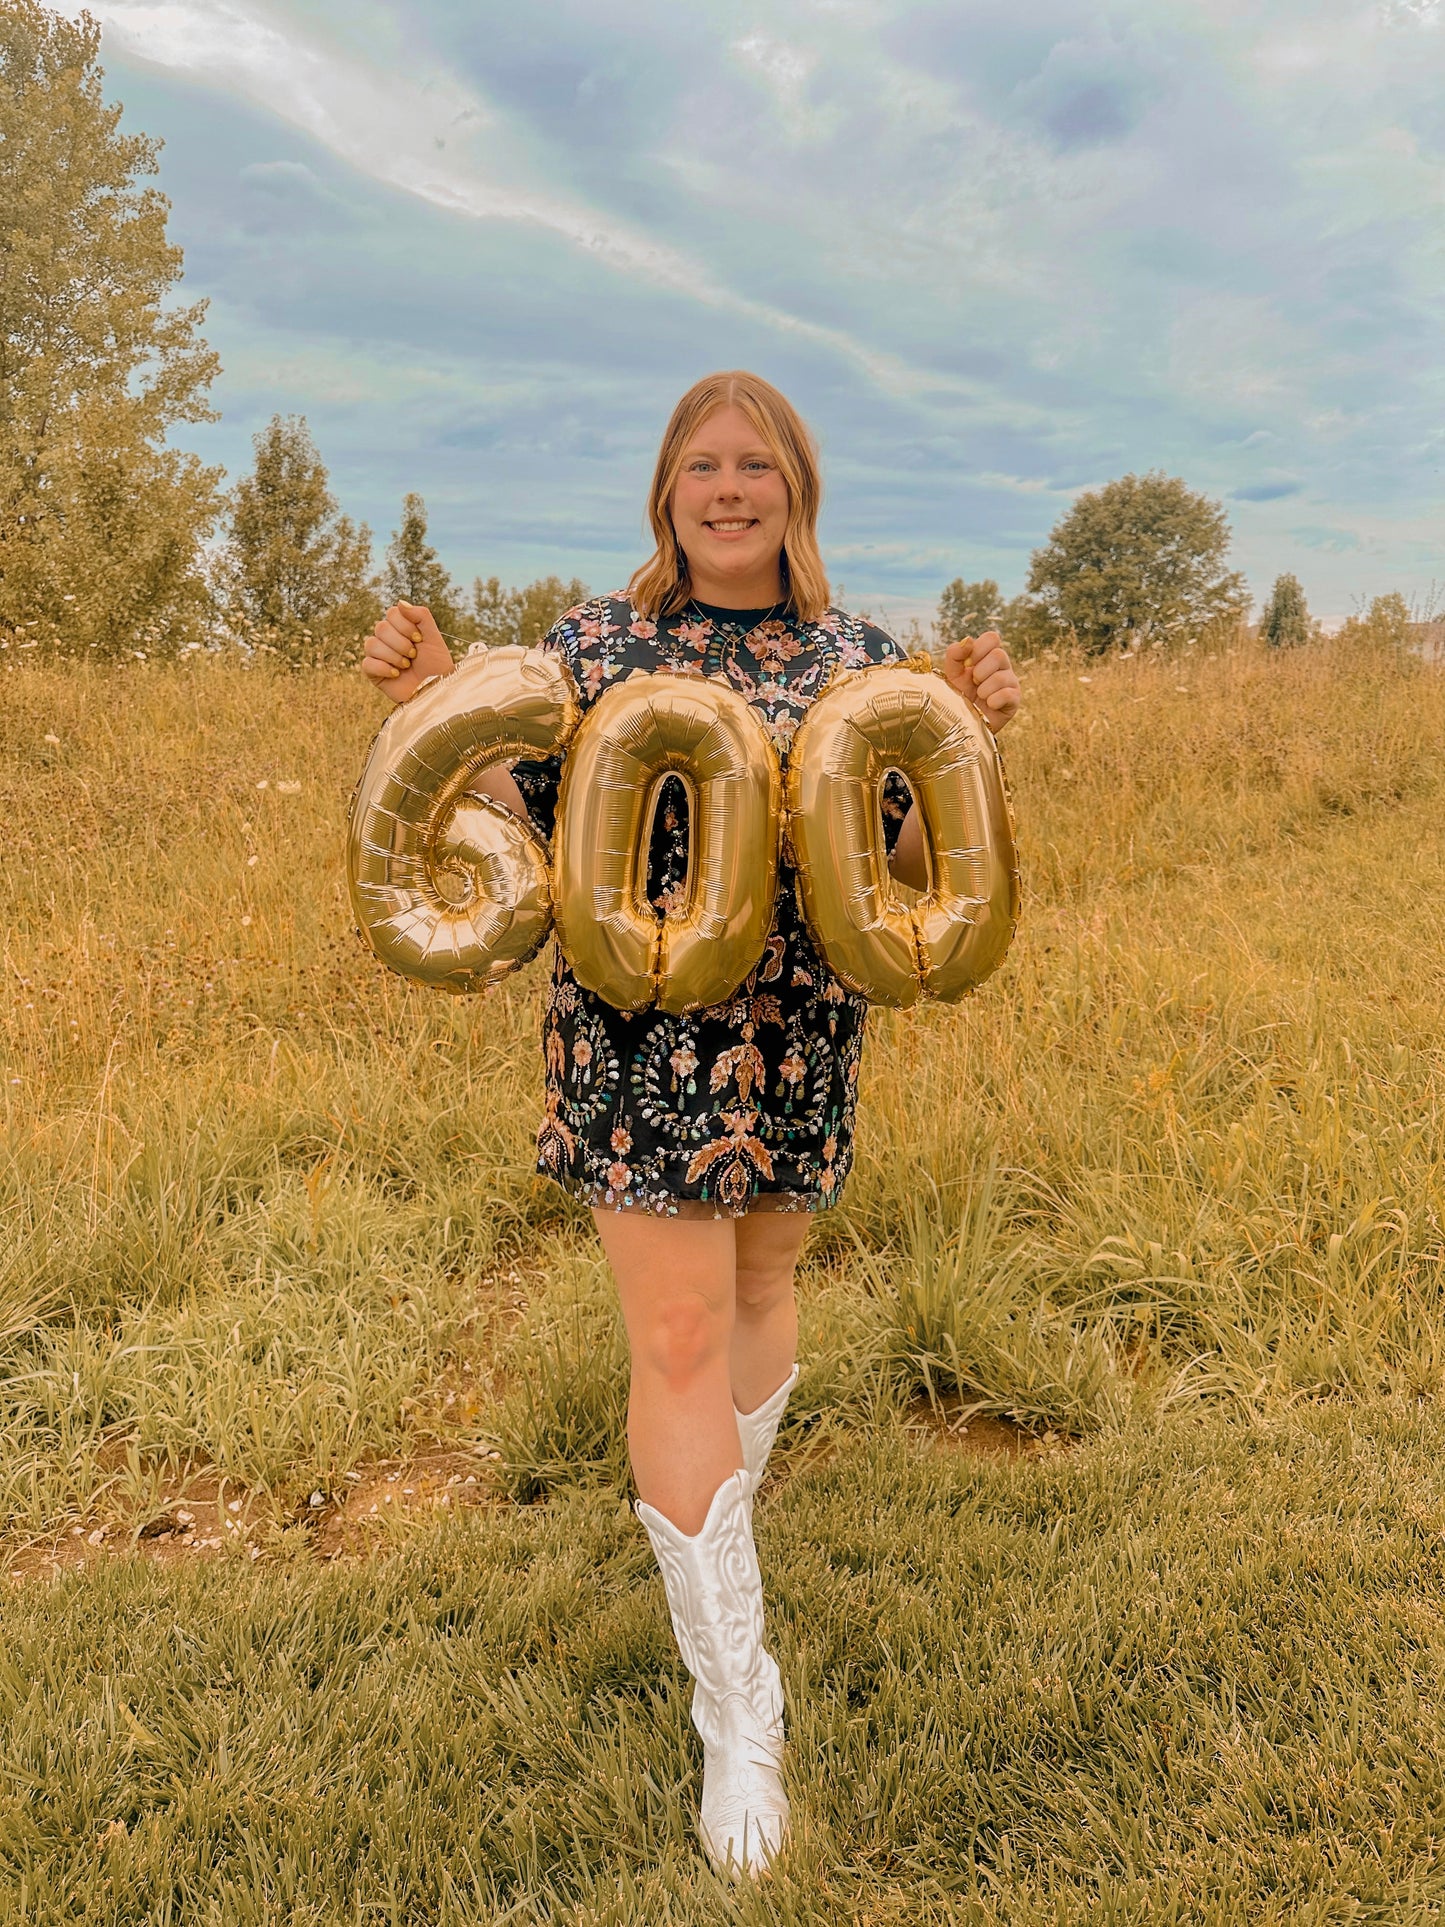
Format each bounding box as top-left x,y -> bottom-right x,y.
637,1469 -> 789,1879
734,1363 -> 799,1486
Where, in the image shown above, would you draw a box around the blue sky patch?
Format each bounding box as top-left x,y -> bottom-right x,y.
60,0 -> 1445,623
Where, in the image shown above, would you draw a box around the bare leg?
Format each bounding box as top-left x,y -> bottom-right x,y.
592,1210 -> 742,1532
731,1213 -> 809,1415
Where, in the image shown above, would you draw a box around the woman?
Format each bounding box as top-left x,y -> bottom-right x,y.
361,370 -> 1021,1879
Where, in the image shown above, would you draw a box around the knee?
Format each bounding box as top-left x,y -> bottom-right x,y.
636,1290 -> 730,1392
735,1261 -> 795,1320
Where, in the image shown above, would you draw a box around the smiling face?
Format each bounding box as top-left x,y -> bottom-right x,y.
668,405 -> 791,609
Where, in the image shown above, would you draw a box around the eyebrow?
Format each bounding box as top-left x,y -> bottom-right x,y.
682,446 -> 773,462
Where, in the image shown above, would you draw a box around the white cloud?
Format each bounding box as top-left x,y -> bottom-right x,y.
57,0 -> 982,404
62,0 -> 1445,617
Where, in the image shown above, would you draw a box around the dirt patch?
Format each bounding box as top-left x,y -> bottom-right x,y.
3,1447 -> 503,1584
908,1394 -> 1064,1458
6,1469 -> 268,1582
309,1448 -> 498,1558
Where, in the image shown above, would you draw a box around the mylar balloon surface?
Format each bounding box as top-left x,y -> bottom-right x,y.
347,644 -> 580,993
553,671 -> 781,1014
784,660 -> 1019,1007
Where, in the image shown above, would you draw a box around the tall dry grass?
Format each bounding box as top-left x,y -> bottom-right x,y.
2,628 -> 1443,1531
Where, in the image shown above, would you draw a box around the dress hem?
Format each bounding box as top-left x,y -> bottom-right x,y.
539,1168 -> 838,1220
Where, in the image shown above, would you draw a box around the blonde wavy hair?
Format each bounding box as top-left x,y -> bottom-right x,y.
628,371 -> 831,623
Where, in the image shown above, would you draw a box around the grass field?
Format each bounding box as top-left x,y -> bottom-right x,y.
4,628 -> 1445,1921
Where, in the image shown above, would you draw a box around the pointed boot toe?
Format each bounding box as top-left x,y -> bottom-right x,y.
699,1734 -> 789,1878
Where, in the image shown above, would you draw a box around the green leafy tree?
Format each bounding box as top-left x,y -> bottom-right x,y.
935,577 -> 1003,644
1337,591 -> 1412,652
472,573 -> 590,649
0,2 -> 222,657
217,414 -> 378,665
1261,572 -> 1311,648
1026,472 -> 1249,654
383,493 -> 471,643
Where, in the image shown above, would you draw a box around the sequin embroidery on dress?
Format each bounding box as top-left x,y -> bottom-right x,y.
511,594 -> 912,1217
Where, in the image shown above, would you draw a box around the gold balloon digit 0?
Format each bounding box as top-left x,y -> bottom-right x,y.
552,672 -> 781,1014
784,660 -> 1020,1008
346,644 -> 580,994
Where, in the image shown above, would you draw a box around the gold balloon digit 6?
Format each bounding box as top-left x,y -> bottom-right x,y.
346,645 -> 581,993
784,661 -> 1020,1008
553,672 -> 781,1013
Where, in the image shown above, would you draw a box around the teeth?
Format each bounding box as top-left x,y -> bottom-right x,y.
708,520 -> 754,531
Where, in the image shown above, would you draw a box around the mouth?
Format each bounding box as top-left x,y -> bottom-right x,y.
703,518 -> 758,536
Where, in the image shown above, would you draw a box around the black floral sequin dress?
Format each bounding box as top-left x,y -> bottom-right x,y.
510,595 -> 911,1218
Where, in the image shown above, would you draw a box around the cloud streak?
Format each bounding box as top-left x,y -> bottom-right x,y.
60,0 -> 1445,618
59,0 -> 1004,407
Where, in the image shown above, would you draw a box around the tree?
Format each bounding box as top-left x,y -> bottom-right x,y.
383,493 -> 470,643
1337,591 -> 1412,652
1260,573 -> 1311,648
216,415 -> 378,665
472,574 -> 590,649
1026,472 -> 1249,654
935,578 -> 1003,644
0,3 -> 222,656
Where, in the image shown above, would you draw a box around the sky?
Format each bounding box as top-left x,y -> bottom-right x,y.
59,0 -> 1445,624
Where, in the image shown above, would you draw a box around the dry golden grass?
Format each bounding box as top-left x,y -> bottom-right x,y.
8,630 -> 1445,1922
1,629 -> 1444,1536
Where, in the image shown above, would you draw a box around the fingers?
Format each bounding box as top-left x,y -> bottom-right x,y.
394,601 -> 445,646
361,603 -> 431,683
969,642 -> 1008,682
942,631 -> 1019,727
361,630 -> 409,683
381,605 -> 424,653
971,648 -> 1019,709
974,669 -> 1020,714
360,648 -> 398,685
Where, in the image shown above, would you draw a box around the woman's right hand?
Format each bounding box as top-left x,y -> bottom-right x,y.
361,602 -> 455,703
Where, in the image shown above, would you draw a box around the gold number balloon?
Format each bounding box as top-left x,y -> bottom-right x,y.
346,644 -> 580,993
784,660 -> 1019,1008
552,671 -> 781,1014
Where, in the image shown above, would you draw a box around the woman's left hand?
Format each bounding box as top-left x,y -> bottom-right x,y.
940,631 -> 1021,733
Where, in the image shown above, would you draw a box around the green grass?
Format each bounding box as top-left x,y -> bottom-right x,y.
3,630 -> 1445,1917
8,1407 -> 1445,1921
